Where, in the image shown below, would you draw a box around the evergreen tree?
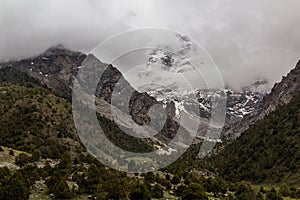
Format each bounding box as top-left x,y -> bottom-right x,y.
279,184 -> 290,197
181,183 -> 208,200
266,187 -> 283,200
129,184 -> 151,200
152,183 -> 163,198
53,177 -> 72,199
171,174 -> 181,185
9,149 -> 14,156
235,182 -> 255,200
290,186 -> 300,199
211,177 -> 228,197
0,174 -> 30,200
15,153 -> 30,166
255,191 -> 264,200
176,184 -> 187,197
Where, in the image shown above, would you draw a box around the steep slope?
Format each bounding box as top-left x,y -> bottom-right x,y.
0,65 -> 160,157
0,81 -> 85,158
0,47 -> 169,130
3,45 -> 87,100
212,92 -> 300,184
0,47 -> 199,147
223,60 -> 300,139
0,67 -> 42,87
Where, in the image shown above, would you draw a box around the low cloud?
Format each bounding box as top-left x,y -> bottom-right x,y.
0,0 -> 299,89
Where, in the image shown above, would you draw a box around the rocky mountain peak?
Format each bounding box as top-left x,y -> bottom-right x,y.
42,45 -> 83,57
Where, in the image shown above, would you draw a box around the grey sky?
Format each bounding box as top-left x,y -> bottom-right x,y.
0,0 -> 299,89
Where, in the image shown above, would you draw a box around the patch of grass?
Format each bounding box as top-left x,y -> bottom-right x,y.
0,146 -> 31,169
29,193 -> 52,200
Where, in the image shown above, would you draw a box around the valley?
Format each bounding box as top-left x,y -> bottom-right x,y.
0,46 -> 299,199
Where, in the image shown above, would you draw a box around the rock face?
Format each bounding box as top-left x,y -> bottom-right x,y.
0,46 -> 181,144
0,47 -> 159,125
223,60 -> 300,140
79,54 -> 183,143
262,61 -> 300,113
80,54 -> 162,127
145,85 -> 266,133
129,91 -> 158,126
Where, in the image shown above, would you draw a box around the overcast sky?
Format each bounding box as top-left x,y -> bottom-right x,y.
0,0 -> 299,89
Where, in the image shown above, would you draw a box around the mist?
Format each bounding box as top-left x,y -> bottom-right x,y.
0,0 -> 299,89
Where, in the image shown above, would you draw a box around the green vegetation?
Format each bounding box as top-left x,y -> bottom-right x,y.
0,65 -> 299,199
98,115 -> 156,153
0,67 -> 41,87
0,83 -> 84,159
211,94 -> 300,185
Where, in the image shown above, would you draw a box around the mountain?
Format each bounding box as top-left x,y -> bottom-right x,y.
0,48 -> 205,199
0,62 -> 87,159
136,44 -> 268,125
128,46 -> 269,145
0,45 -> 299,199
2,45 -> 297,151
0,80 -> 85,159
0,47 -> 194,160
223,60 -> 300,140
0,45 -> 87,100
0,46 -> 159,128
209,60 -> 300,184
212,92 -> 300,184
145,83 -> 266,124
1,46 -> 270,148
0,46 -> 273,147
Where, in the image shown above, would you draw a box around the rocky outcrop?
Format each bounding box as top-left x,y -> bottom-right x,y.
223,60 -> 300,140
81,54 -> 182,143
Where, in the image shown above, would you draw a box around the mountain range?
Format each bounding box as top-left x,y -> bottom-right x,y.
0,46 -> 271,143
0,46 -> 300,199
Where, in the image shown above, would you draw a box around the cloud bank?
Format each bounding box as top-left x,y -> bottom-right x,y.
0,0 -> 299,89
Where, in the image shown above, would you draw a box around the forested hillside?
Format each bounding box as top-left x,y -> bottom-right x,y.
0,82 -> 85,159
213,93 -> 300,184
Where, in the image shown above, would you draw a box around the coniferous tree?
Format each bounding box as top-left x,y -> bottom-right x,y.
152,183 -> 164,198
266,187 -> 283,200
181,183 -> 208,200
129,184 -> 151,200
53,177 -> 73,199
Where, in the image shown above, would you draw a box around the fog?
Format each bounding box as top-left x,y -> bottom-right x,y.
0,0 -> 300,89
